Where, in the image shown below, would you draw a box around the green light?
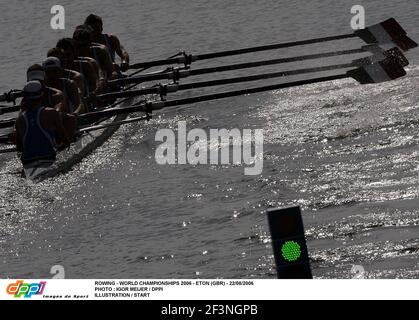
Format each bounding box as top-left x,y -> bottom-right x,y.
281,240 -> 302,262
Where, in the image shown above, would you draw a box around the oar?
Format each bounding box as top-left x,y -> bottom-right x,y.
129,51 -> 184,78
128,18 -> 417,70
78,114 -> 150,134
0,105 -> 20,115
79,57 -> 406,125
0,118 -> 16,129
0,90 -> 23,103
108,46 -> 408,90
100,60 -> 396,100
0,147 -> 17,154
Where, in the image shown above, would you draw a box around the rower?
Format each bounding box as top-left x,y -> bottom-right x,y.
73,26 -> 117,82
57,38 -> 100,90
26,64 -> 76,139
42,57 -> 86,115
84,14 -> 130,72
14,81 -> 70,166
26,64 -> 63,110
57,37 -> 106,107
75,24 -> 108,51
47,47 -> 85,97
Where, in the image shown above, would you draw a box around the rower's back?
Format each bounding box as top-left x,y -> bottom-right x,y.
15,81 -> 66,165
18,107 -> 59,164
73,28 -> 115,80
84,14 -> 130,72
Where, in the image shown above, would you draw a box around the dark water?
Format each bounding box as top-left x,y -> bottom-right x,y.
0,0 -> 418,278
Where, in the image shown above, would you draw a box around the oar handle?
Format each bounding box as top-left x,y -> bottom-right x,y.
129,54 -> 197,70
196,34 -> 355,60
0,90 -> 23,103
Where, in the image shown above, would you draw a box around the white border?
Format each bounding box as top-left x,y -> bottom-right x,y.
1,279 -> 418,300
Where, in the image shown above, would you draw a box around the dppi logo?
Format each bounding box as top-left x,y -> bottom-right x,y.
6,280 -> 46,298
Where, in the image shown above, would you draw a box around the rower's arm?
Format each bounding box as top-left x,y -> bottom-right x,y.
88,59 -> 106,93
110,35 -> 129,71
76,58 -> 102,94
45,87 -> 67,114
49,87 -> 65,108
82,57 -> 100,78
50,109 -> 70,148
83,61 -> 104,95
83,62 -> 97,94
110,35 -> 129,63
98,47 -> 116,79
67,80 -> 85,115
72,71 -> 86,97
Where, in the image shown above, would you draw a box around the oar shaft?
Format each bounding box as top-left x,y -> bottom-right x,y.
196,34 -> 355,60
189,61 -> 354,77
78,115 -> 150,134
0,105 -> 20,115
99,87 -> 158,100
130,57 -> 185,70
129,34 -> 357,69
177,65 -> 352,89
153,74 -> 349,109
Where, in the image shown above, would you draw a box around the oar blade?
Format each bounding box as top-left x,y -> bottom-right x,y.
380,18 -> 417,50
355,18 -> 417,51
383,47 -> 409,67
348,56 -> 406,84
392,35 -> 418,52
354,47 -> 409,67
